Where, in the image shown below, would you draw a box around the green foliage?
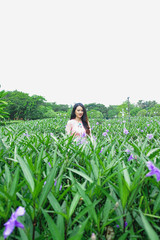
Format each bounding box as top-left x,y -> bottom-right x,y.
137,100 -> 157,110
43,109 -> 57,118
0,90 -> 9,121
88,109 -> 103,119
117,101 -> 134,118
107,105 -> 119,119
137,109 -> 147,117
2,89 -> 160,120
130,107 -> 141,116
50,102 -> 69,112
3,91 -> 69,120
85,103 -> 108,118
4,90 -> 46,120
1,116 -> 160,239
148,104 -> 160,117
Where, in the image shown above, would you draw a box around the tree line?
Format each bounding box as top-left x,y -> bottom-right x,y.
1,90 -> 160,121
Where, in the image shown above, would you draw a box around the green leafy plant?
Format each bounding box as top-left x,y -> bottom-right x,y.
0,116 -> 160,239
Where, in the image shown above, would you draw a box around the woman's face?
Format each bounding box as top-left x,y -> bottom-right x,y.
75,106 -> 84,119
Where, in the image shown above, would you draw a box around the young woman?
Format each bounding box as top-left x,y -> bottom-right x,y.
65,103 -> 91,138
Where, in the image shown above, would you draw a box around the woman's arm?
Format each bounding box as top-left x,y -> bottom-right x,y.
65,120 -> 72,135
88,121 -> 92,136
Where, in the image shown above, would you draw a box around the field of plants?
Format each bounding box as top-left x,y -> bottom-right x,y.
0,116 -> 160,240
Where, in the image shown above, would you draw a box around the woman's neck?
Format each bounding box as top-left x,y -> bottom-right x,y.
75,117 -> 82,122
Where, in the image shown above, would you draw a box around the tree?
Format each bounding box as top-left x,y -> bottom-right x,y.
88,109 -> 103,119
49,102 -> 69,112
4,91 -> 46,120
117,101 -> 135,118
85,103 -> 108,118
4,91 -> 33,119
29,95 -> 46,119
130,107 -> 141,117
117,101 -> 128,118
0,90 -> 9,120
137,100 -> 157,110
148,104 -> 160,116
137,109 -> 147,117
107,105 -> 119,119
44,109 -> 57,118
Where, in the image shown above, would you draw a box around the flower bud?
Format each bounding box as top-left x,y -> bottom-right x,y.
115,202 -> 119,208
91,233 -> 96,240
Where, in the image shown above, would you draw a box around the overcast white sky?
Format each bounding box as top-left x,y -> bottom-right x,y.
0,1 -> 160,107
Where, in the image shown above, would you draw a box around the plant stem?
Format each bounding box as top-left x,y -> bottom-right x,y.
32,217 -> 36,240
64,220 -> 68,240
123,216 -> 126,233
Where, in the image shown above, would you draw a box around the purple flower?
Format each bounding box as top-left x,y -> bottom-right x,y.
125,149 -> 131,153
128,154 -> 134,161
147,134 -> 153,139
93,136 -> 97,141
54,180 -> 57,186
96,122 -> 99,125
48,162 -> 51,168
81,132 -> 86,138
100,147 -> 104,154
23,133 -> 30,137
3,207 -> 25,239
102,132 -> 107,136
116,224 -> 120,228
123,128 -> 129,135
59,184 -> 62,191
124,221 -> 128,228
80,138 -> 87,145
146,161 -> 160,182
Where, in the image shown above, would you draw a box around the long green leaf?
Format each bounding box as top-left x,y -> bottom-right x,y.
42,209 -> 63,240
101,198 -> 111,233
147,148 -> 160,159
118,232 -> 129,240
91,160 -> 99,180
69,192 -> 80,218
5,164 -> 11,188
17,155 -> 35,193
18,228 -> 29,240
139,210 -> 159,240
10,166 -> 20,197
68,168 -> 93,183
153,191 -> 160,214
117,162 -> 130,209
131,162 -> 144,190
36,145 -> 44,174
38,166 -> 57,210
75,182 -> 98,223
122,161 -> 131,189
48,192 -> 64,238
68,217 -> 89,240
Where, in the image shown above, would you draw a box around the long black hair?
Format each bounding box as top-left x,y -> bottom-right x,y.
70,103 -> 90,136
